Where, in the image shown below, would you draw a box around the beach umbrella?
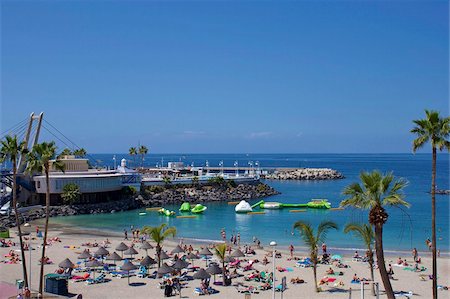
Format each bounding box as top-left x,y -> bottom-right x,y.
140,255 -> 157,267
199,247 -> 213,267
116,242 -> 129,257
121,260 -> 138,285
86,260 -> 103,279
78,250 -> 92,260
193,268 -> 211,280
123,246 -> 139,259
106,252 -> 123,262
224,256 -> 235,263
172,259 -> 189,270
94,246 -> 110,258
158,251 -> 170,261
187,253 -> 199,267
171,245 -> 185,254
140,241 -> 153,255
206,263 -> 222,282
58,258 -> 74,269
331,254 -> 342,261
231,249 -> 245,258
157,263 -> 175,275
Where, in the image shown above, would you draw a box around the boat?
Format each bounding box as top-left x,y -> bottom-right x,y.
235,200 -> 252,213
158,208 -> 176,217
139,212 -> 147,216
179,202 -> 191,212
191,204 -> 207,214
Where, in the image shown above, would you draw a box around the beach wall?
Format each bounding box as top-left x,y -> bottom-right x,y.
0,182 -> 279,228
265,168 -> 344,180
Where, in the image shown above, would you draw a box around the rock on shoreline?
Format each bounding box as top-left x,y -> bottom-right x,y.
265,168 -> 344,180
0,182 -> 279,228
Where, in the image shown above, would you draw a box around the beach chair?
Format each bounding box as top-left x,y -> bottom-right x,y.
117,271 -> 135,278
295,260 -> 312,268
194,287 -> 218,295
86,273 -> 106,285
137,266 -> 147,278
71,273 -> 90,282
394,291 -> 413,298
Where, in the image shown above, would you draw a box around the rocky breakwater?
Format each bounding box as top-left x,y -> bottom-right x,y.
266,168 -> 344,180
141,182 -> 280,206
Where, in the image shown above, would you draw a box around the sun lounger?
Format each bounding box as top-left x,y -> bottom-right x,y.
194,287 -> 218,295
86,274 -> 106,285
394,291 -> 413,298
117,271 -> 135,278
71,273 -> 90,282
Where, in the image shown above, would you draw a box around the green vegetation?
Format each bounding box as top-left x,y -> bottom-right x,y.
0,135 -> 29,288
73,148 -> 87,158
61,183 -> 81,205
411,110 -> 450,299
214,243 -> 228,285
293,220 -> 338,292
25,141 -> 65,295
129,147 -> 137,168
138,145 -> 148,167
340,170 -> 408,299
122,185 -> 137,196
141,224 -> 176,268
58,148 -> 72,158
344,223 -> 375,295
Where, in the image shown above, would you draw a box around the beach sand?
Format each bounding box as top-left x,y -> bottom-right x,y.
0,221 -> 449,299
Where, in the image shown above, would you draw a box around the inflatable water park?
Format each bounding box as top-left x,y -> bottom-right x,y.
235,199 -> 331,213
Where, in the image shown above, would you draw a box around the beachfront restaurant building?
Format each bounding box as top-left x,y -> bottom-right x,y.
32,156 -> 125,205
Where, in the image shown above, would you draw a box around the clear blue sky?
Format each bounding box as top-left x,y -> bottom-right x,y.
1,1 -> 448,153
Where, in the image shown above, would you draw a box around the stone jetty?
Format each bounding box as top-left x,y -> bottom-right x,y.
265,168 -> 344,180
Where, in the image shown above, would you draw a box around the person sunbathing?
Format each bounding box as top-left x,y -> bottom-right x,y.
403,259 -> 409,266
326,267 -> 335,275
319,276 -> 329,285
262,256 -> 269,265
353,251 -> 360,258
290,277 -> 304,284
352,274 -> 360,282
200,281 -> 209,295
397,257 -> 403,265
55,268 -> 64,274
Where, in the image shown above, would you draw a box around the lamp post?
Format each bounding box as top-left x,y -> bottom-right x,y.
255,161 -> 260,178
205,160 -> 209,175
270,241 -> 277,299
234,161 -> 239,177
113,155 -> 116,169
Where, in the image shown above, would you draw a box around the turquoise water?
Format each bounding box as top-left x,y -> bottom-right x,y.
52,154 -> 449,253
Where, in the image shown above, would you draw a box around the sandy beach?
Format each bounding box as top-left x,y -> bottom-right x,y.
0,221 -> 449,299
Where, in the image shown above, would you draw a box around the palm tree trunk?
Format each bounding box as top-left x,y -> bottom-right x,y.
431,146 -> 437,299
156,244 -> 161,268
222,261 -> 226,285
369,251 -> 375,296
313,263 -> 318,292
12,160 -> 28,288
374,224 -> 394,299
39,168 -> 50,295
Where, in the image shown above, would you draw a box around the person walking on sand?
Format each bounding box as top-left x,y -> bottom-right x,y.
124,229 -> 128,240
289,244 -> 294,258
237,232 -> 241,245
412,248 -> 418,261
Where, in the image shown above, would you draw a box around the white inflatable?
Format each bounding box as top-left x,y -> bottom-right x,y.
235,200 -> 253,213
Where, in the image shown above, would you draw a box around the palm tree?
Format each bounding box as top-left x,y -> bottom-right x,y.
293,220 -> 338,292
141,223 -> 176,268
214,243 -> 227,285
73,148 -> 87,158
340,171 -> 409,299
191,176 -> 199,187
25,141 -> 64,295
61,183 -> 81,205
138,145 -> 148,168
411,109 -> 450,299
344,223 -> 375,295
129,147 -> 137,168
58,148 -> 72,158
162,176 -> 172,187
0,135 -> 29,288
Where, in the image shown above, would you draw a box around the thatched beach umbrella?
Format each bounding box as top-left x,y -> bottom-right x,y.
140,255 -> 157,267
223,256 -> 235,263
58,258 -> 74,269
123,246 -> 138,259
121,260 -> 138,285
199,247 -> 213,267
106,252 -> 122,262
171,245 -> 185,254
231,249 -> 245,258
157,263 -> 174,275
94,246 -> 110,258
172,259 -> 189,270
159,251 -> 170,261
193,268 -> 211,280
187,253 -> 199,267
140,241 -> 153,255
78,250 -> 92,260
206,263 -> 222,282
116,242 -> 129,257
86,260 -> 103,279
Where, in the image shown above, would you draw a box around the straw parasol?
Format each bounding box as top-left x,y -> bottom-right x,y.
172,259 -> 189,270
231,249 -> 245,258
123,247 -> 138,259
158,251 -> 170,261
94,247 -> 110,258
193,268 -> 211,280
199,247 -> 213,267
171,245 -> 185,254
187,253 -> 199,266
140,255 -> 157,267
78,250 -> 92,260
223,256 -> 235,263
121,260 -> 138,285
106,252 -> 122,262
86,260 -> 103,279
58,258 -> 74,269
116,242 -> 129,257
157,263 -> 175,275
206,263 -> 222,282
140,241 -> 153,255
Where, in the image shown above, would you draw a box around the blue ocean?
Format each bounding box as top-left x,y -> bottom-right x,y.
52,154 -> 449,253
